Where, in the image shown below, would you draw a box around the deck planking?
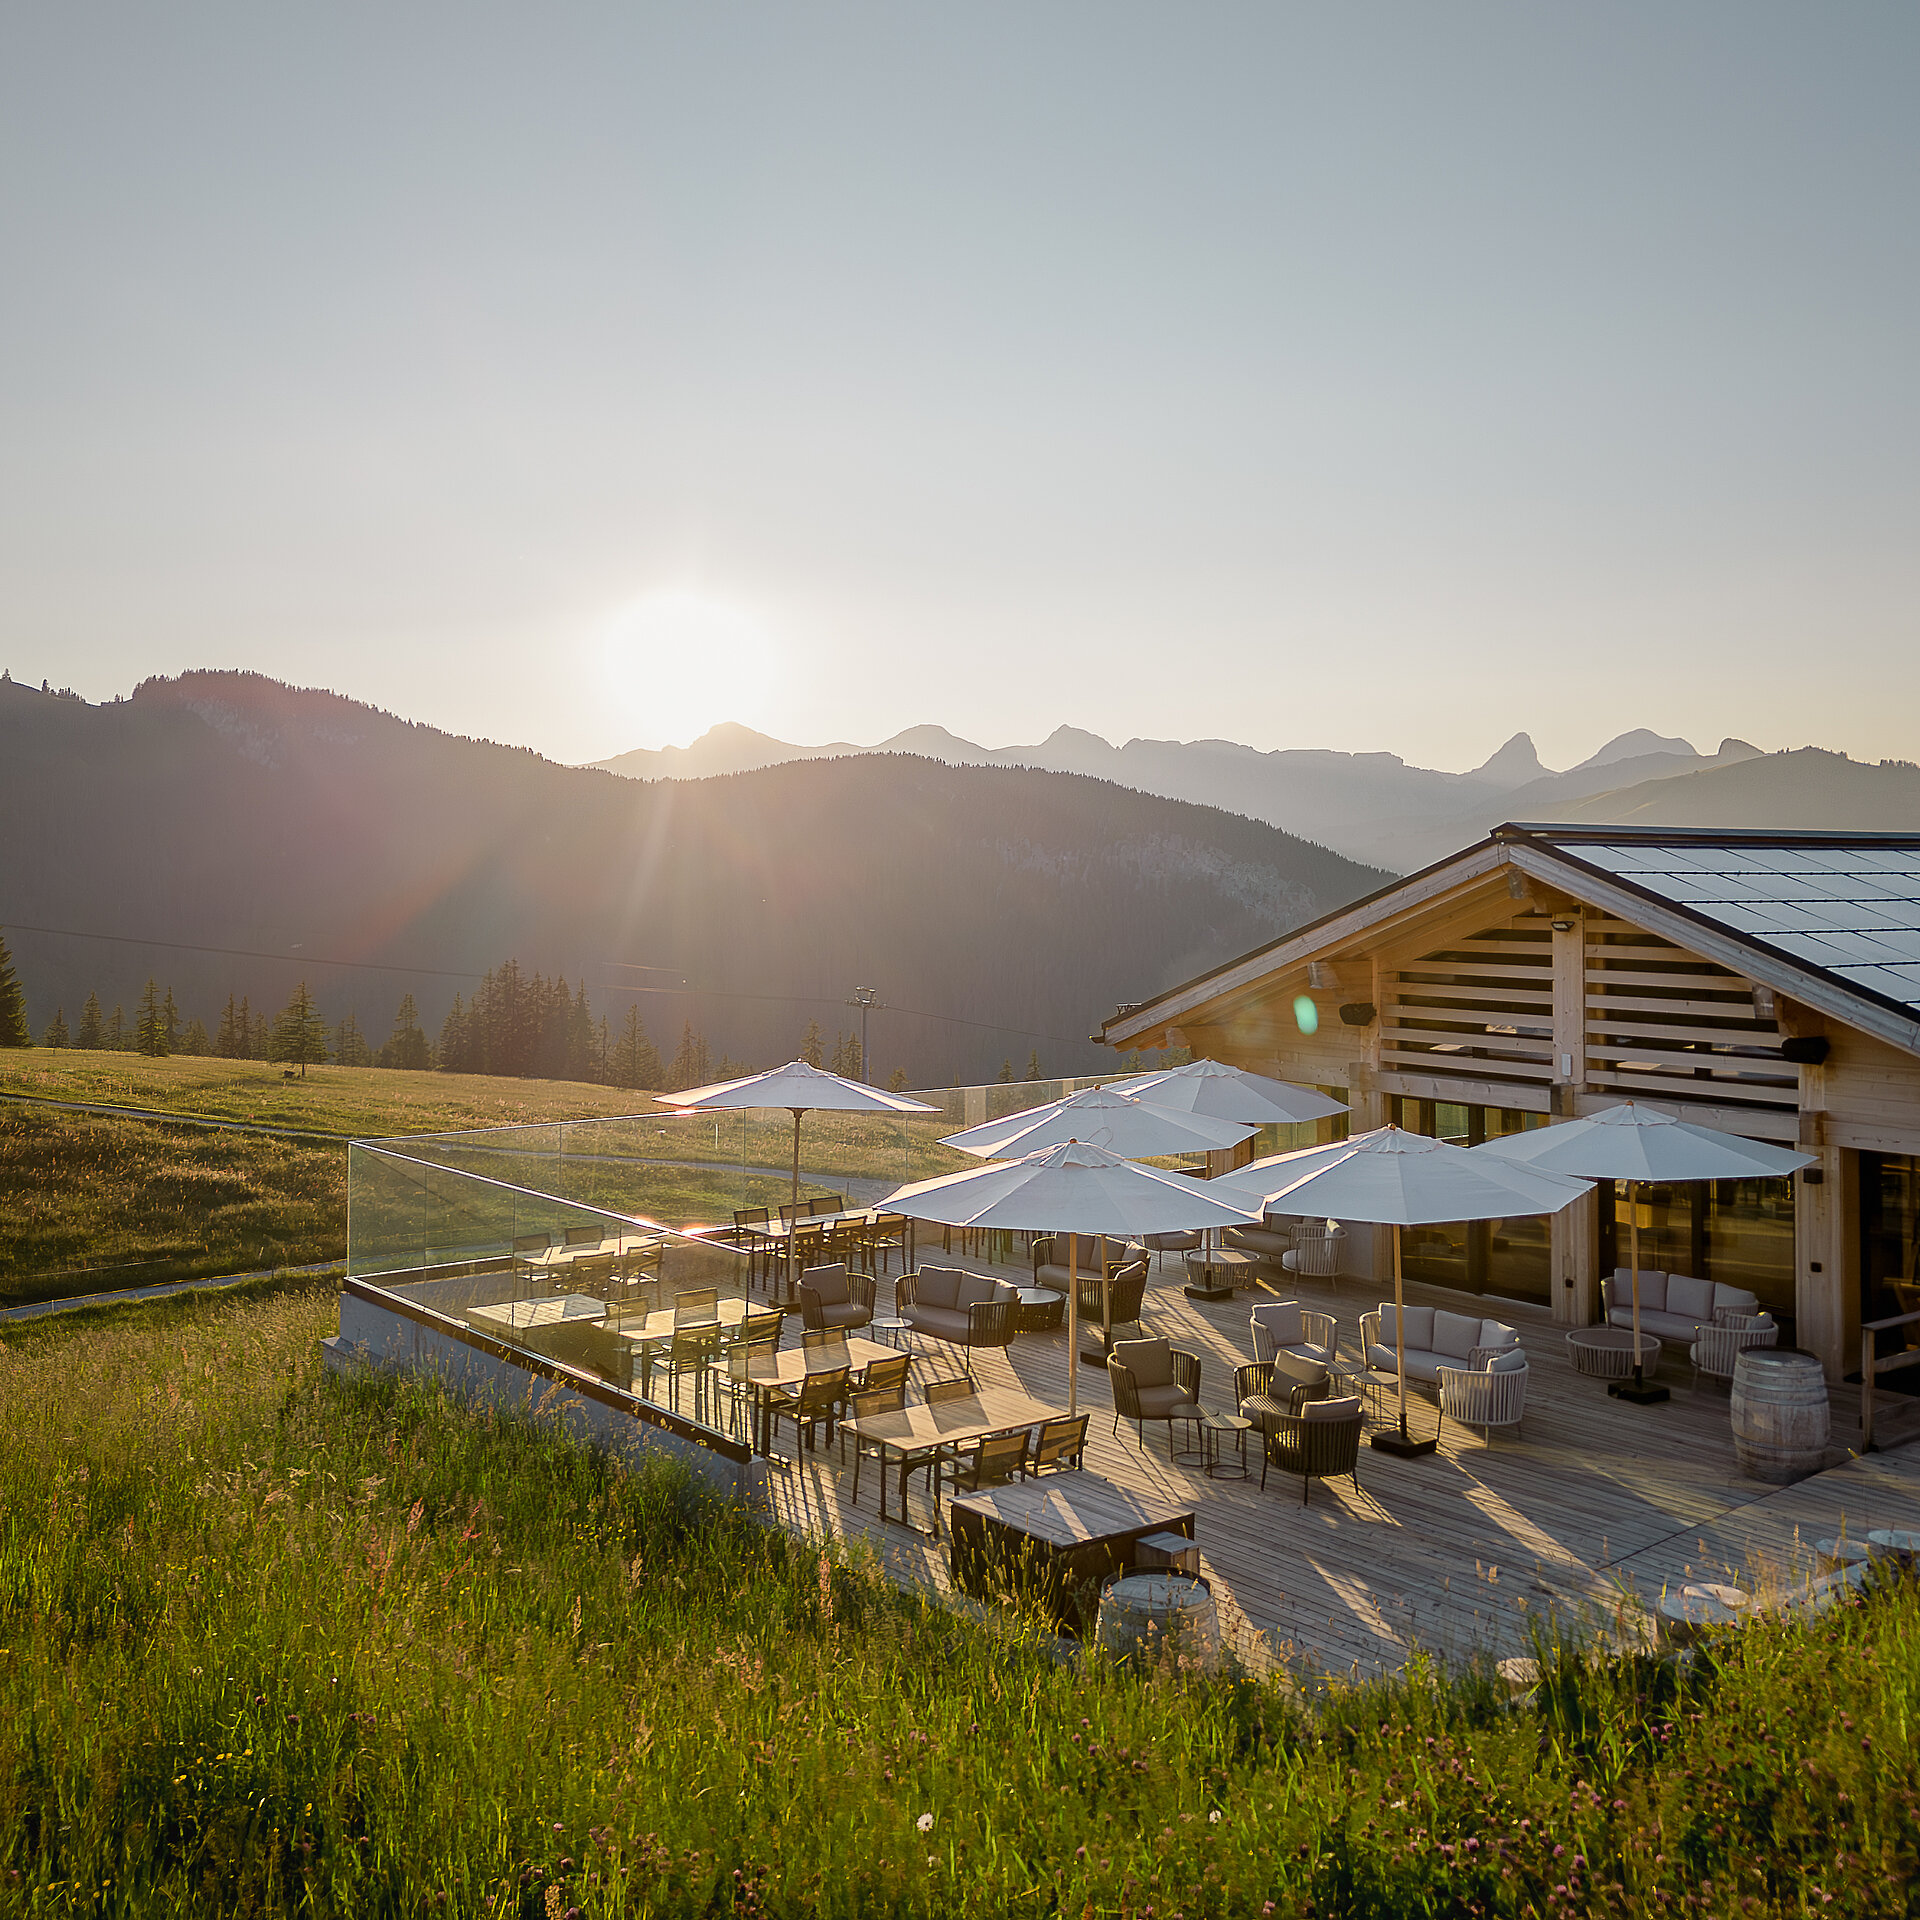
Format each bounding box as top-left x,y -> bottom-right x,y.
740,1255 -> 1920,1679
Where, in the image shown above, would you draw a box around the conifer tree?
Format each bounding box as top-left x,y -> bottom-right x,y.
215,994 -> 246,1059
180,1017 -> 212,1055
0,930 -> 29,1047
135,978 -> 171,1057
106,1004 -> 128,1049
887,1066 -> 910,1093
378,993 -> 432,1071
1025,1049 -> 1043,1081
800,1018 -> 824,1068
333,1008 -> 373,1067
269,981 -> 329,1077
997,1058 -> 1014,1084
42,1007 -> 69,1048
665,1021 -> 710,1093
163,988 -> 180,1055
76,992 -> 104,1049
610,1005 -> 663,1091
437,994 -> 470,1073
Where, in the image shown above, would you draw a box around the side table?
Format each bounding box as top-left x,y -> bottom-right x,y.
1199,1410 -> 1251,1480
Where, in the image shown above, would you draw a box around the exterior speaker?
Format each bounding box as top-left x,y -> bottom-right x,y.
1338,1002 -> 1377,1027
1780,1036 -> 1830,1065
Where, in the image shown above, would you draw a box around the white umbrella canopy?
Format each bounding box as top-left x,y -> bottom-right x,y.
1104,1058 -> 1350,1129
940,1084 -> 1256,1160
880,1139 -> 1260,1415
1476,1102 -> 1812,1401
660,1061 -> 937,1300
1212,1126 -> 1591,1453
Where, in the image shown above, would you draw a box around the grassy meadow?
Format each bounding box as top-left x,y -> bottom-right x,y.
0,1056 -> 979,1307
1,1286 -> 1916,1917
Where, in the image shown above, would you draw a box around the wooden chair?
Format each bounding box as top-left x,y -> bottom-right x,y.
858,1350 -> 913,1399
731,1207 -> 772,1289
1025,1413 -> 1089,1477
661,1323 -> 721,1425
672,1288 -> 719,1326
715,1338 -> 776,1444
765,1364 -> 849,1460
945,1428 -> 1030,1498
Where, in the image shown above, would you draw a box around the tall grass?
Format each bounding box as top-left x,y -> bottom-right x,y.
1,1293 -> 1915,1916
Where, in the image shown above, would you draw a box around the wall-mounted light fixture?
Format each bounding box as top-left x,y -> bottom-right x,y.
1551,918 -> 1575,932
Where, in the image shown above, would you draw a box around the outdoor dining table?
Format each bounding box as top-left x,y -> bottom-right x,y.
468,1294 -> 608,1339
619,1298 -> 752,1397
841,1387 -> 1062,1534
521,1233 -> 669,1294
740,1209 -> 916,1269
736,1336 -> 896,1456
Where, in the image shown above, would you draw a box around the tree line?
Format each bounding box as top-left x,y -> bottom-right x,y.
0,932 -> 920,1093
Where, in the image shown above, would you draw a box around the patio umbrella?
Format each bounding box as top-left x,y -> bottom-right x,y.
879,1140 -> 1260,1416
940,1084 -> 1257,1160
1211,1126 -> 1591,1456
659,1061 -> 937,1304
941,1085 -> 1257,1352
1476,1102 -> 1812,1404
1104,1058 -> 1350,1129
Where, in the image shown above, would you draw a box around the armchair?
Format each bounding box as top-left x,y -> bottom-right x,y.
1107,1338 -> 1202,1456
798,1261 -> 876,1334
1438,1358 -> 1530,1442
1075,1260 -> 1150,1363
1281,1221 -> 1345,1283
1250,1301 -> 1337,1370
1235,1358 -> 1330,1450
1689,1312 -> 1778,1392
1260,1396 -> 1364,1502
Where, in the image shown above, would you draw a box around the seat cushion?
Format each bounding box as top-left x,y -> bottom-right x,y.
1431,1310 -> 1483,1361
1610,1268 -> 1667,1312
1486,1346 -> 1529,1372
1131,1382 -> 1194,1418
1302,1394 -> 1363,1423
1368,1346 -> 1444,1382
1665,1273 -> 1715,1323
1225,1226 -> 1291,1260
816,1301 -> 869,1330
1279,1340 -> 1334,1369
1252,1303 -> 1305,1348
1380,1304 -> 1435,1351
1239,1392 -> 1291,1429
903,1303 -> 970,1342
912,1268 -> 960,1311
1113,1339 -> 1174,1389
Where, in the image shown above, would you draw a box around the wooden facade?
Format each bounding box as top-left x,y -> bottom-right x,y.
1098,826 -> 1920,1383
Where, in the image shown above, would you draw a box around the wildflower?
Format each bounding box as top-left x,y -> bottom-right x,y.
917,1814 -> 934,1833
1209,1810 -> 1221,1824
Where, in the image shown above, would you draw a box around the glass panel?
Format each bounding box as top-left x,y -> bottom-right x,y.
1862,1153 -> 1920,1393
1701,1176 -> 1796,1315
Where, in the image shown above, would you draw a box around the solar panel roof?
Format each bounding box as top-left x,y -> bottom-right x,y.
1542,835 -> 1920,1018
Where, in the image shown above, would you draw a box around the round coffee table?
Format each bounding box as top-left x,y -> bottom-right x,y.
1198,1410 -> 1252,1480
1566,1326 -> 1662,1380
1015,1287 -> 1065,1332
1183,1248 -> 1263,1302
870,1315 -> 911,1350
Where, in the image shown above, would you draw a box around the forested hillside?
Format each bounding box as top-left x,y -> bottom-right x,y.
0,671 -> 1387,1085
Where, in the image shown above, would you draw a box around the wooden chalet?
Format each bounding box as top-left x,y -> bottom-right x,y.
1096,825 -> 1920,1385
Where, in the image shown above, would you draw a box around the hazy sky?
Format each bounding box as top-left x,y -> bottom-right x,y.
3,5 -> 1916,772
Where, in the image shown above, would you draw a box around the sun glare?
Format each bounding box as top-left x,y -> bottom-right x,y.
597,590 -> 784,748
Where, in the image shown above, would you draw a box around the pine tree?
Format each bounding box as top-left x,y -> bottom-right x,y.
437,994 -> 470,1073
42,1007 -> 69,1048
269,981 -> 329,1077
135,978 -> 171,1057
610,1005 -> 663,1091
0,930 -> 29,1047
106,1005 -> 128,1050
215,993 -> 245,1059
1025,1049 -> 1043,1082
333,1008 -> 373,1067
76,992 -> 104,1049
378,993 -> 432,1071
180,1017 -> 212,1055
665,1022 -> 710,1093
997,1058 -> 1014,1084
163,988 -> 180,1055
799,1018 -> 824,1068
887,1066 -> 910,1093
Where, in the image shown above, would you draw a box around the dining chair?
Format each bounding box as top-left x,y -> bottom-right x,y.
945,1428 -> 1030,1498
765,1364 -> 848,1461
858,1350 -> 912,1399
661,1323 -> 721,1425
715,1338 -> 777,1444
1025,1413 -> 1090,1477
673,1288 -> 719,1328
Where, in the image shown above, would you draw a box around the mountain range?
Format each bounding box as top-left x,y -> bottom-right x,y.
0,671 -> 1388,1084
592,723 -> 1920,871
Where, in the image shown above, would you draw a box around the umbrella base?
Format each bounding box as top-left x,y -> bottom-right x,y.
1370,1431 -> 1438,1460
1077,1351 -> 1109,1371
1608,1379 -> 1670,1405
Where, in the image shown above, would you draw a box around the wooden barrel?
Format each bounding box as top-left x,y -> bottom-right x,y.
1730,1348 -> 1829,1483
1095,1573 -> 1221,1670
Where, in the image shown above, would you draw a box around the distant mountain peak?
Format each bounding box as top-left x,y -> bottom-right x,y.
1466,731 -> 1547,787
1574,728 -> 1698,771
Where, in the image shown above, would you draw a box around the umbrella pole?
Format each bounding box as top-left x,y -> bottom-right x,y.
1371,1224 -> 1437,1458
787,1108 -> 802,1311
1610,1177 -> 1670,1404
1067,1239 -> 1079,1418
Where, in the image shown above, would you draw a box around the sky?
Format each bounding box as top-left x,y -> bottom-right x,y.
2,4 -> 1916,774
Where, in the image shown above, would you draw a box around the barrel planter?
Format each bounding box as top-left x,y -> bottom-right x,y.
1095,1572 -> 1221,1670
1730,1347 -> 1829,1483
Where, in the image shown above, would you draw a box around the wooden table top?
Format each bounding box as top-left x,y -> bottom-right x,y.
620,1299 -> 753,1344
523,1235 -> 663,1270
948,1474 -> 1194,1549
741,1338 -> 896,1389
741,1209 -> 903,1241
468,1294 -> 608,1333
844,1388 -> 1062,1454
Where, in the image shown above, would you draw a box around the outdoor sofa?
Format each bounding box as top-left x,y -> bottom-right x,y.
1031,1233 -> 1146,1293
1604,1270 -> 1760,1345
1362,1303 -> 1526,1386
896,1266 -> 1019,1370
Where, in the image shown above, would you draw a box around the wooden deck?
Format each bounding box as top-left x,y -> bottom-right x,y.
745,1254 -> 1920,1680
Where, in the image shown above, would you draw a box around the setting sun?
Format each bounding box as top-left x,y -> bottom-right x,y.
596,589 -> 785,747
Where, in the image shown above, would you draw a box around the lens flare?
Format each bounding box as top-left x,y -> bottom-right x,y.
1293,995 -> 1319,1035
